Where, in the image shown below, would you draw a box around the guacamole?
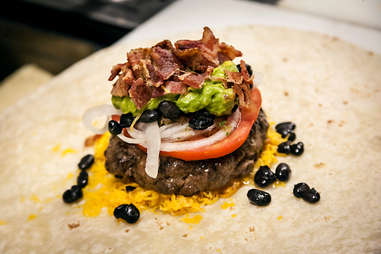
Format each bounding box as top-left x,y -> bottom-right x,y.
111,61 -> 238,116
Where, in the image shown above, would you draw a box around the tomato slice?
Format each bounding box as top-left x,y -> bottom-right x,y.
160,87 -> 261,161
112,87 -> 262,161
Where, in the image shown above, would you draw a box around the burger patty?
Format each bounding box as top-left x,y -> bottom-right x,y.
105,109 -> 268,196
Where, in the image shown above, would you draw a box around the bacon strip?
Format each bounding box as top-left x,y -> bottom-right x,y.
109,27 -> 249,109
129,78 -> 152,109
165,81 -> 187,94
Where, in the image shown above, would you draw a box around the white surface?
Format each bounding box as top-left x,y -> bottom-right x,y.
117,0 -> 381,54
279,0 -> 381,30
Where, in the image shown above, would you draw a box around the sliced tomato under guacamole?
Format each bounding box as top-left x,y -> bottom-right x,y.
112,87 -> 261,161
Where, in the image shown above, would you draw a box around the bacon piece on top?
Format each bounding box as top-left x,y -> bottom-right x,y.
129,78 -> 152,109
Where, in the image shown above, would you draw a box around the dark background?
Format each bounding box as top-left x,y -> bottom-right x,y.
0,0 -> 176,81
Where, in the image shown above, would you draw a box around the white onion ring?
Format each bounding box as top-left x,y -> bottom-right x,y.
159,109 -> 240,151
82,104 -> 122,134
161,123 -> 216,142
117,134 -> 145,145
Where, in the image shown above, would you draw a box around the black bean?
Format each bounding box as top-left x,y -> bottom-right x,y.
78,154 -> 94,170
290,142 -> 304,156
287,132 -> 296,142
108,120 -> 122,135
189,110 -> 215,130
119,113 -> 134,128
275,122 -> 296,132
139,109 -> 161,123
301,188 -> 320,203
247,189 -> 271,206
254,165 -> 276,187
77,171 -> 88,188
277,141 -> 291,154
158,101 -> 181,120
113,204 -> 128,218
62,185 -> 83,203
275,163 -> 291,181
125,185 -> 136,192
113,204 -> 140,224
293,182 -> 310,198
278,129 -> 289,138
236,63 -> 253,76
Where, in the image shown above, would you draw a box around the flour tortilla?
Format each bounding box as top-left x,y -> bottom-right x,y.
0,25 -> 381,254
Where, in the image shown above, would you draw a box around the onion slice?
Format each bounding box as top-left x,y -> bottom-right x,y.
159,109 -> 240,151
143,122 -> 161,178
82,104 -> 121,134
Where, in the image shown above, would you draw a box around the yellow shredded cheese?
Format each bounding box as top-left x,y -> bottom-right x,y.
220,202 -> 235,210
61,148 -> 77,157
30,194 -> 40,203
27,214 -> 37,221
0,220 -> 6,225
181,214 -> 203,224
51,144 -> 61,152
80,122 -> 286,217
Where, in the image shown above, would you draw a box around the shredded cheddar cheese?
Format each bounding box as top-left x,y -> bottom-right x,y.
220,202 -> 235,210
181,214 -> 203,224
27,214 -> 37,221
80,122 -> 285,217
30,194 -> 40,203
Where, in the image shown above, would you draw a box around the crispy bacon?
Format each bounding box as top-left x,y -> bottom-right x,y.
108,63 -> 124,81
226,71 -> 243,84
129,78 -> 152,109
178,72 -> 203,89
152,86 -> 165,98
240,60 -> 252,82
174,27 -> 241,72
108,27 -> 250,109
151,43 -> 180,81
165,81 -> 187,94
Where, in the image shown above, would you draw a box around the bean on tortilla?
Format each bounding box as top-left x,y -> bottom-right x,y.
287,132 -> 296,142
293,182 -> 310,198
78,154 -> 94,170
63,185 -> 83,203
275,163 -> 291,181
290,142 -> 304,156
108,120 -> 122,135
247,189 -> 271,206
275,122 -> 296,134
77,171 -> 88,188
301,188 -> 320,203
254,165 -> 276,187
277,141 -> 291,154
113,204 -> 140,224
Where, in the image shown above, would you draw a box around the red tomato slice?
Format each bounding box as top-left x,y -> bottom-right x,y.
112,87 -> 262,161
160,87 -> 261,161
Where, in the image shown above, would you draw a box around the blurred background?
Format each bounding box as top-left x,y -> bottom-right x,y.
0,0 -> 380,111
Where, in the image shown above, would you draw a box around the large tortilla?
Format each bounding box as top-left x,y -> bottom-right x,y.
0,25 -> 381,254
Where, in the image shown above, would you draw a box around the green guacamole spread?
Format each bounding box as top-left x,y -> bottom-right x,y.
111,61 -> 238,116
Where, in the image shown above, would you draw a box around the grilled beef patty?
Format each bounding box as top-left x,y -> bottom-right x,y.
105,109 -> 268,196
